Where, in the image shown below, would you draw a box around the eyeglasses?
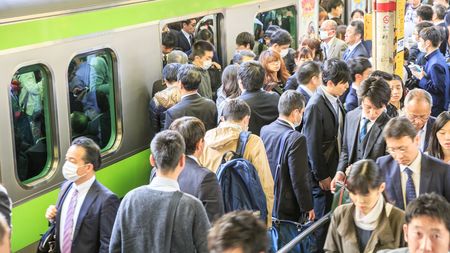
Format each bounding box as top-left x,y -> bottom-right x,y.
406,113 -> 429,121
387,146 -> 409,154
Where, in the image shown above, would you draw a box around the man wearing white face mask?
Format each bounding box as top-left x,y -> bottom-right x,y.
45,137 -> 119,253
268,29 -> 296,74
192,40 -> 217,100
320,20 -> 347,60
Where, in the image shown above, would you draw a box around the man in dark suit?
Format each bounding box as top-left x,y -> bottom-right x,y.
176,19 -> 196,53
168,116 -> 224,222
295,61 -> 322,105
433,4 -> 449,55
343,20 -> 370,62
302,58 -> 350,251
331,77 -> 391,190
238,61 -> 279,136
344,57 -> 372,112
164,64 -> 217,131
376,117 -> 450,210
45,137 -> 119,253
261,90 -> 314,225
403,89 -> 436,152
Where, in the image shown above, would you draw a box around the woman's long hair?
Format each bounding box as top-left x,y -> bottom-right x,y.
221,64 -> 241,99
427,111 -> 450,160
258,50 -> 290,91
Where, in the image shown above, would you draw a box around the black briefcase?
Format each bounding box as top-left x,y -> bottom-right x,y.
37,222 -> 57,253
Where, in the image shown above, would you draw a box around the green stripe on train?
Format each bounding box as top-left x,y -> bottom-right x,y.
11,150 -> 151,251
0,0 -> 252,51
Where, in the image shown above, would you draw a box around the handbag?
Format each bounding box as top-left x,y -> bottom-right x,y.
331,181 -> 351,211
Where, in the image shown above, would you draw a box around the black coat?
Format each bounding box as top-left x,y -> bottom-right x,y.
176,30 -> 193,53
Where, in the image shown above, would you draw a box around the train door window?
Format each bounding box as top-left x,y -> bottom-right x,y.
10,64 -> 53,183
68,49 -> 117,151
255,6 -> 298,51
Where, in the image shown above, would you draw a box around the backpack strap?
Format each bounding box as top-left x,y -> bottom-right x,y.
164,191 -> 183,253
236,131 -> 251,157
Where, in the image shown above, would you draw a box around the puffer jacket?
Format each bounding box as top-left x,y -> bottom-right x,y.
149,86 -> 181,133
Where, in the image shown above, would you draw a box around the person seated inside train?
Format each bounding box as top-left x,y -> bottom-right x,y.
110,130 -> 210,253
268,29 -> 296,74
191,40 -> 216,99
344,57 -> 372,112
149,63 -> 182,133
161,30 -> 178,67
152,50 -> 188,97
325,159 -> 405,253
216,64 -> 240,122
427,111 -> 450,163
231,50 -> 256,65
164,64 -> 217,131
168,117 -> 224,222
378,193 -> 450,253
376,117 -> 450,211
259,49 -> 290,94
237,61 -> 279,136
207,211 -> 268,253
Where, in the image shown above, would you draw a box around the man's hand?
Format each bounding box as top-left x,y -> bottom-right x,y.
308,209 -> 315,221
319,177 -> 332,191
331,172 -> 346,193
45,205 -> 57,222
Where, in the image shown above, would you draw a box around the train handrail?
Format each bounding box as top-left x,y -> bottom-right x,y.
276,212 -> 332,253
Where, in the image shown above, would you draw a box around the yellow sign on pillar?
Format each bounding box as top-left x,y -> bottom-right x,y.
394,0 -> 406,78
364,13 -> 372,41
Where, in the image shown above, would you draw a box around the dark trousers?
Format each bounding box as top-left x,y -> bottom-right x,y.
310,182 -> 332,253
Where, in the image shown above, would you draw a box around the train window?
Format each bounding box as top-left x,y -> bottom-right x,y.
10,64 -> 53,183
255,5 -> 298,51
68,49 -> 117,151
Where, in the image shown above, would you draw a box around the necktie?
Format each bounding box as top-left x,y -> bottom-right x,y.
404,167 -> 417,206
62,189 -> 78,253
359,118 -> 369,143
343,48 -> 350,61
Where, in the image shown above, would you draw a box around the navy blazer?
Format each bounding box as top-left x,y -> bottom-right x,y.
261,119 -> 313,221
178,156 -> 224,222
418,49 -> 450,116
423,116 -> 436,152
285,75 -> 298,91
55,180 -> 120,253
376,153 -> 450,210
302,87 -> 345,181
296,86 -> 312,105
344,87 -> 358,112
239,89 -> 280,136
164,93 -> 217,131
343,42 -> 370,62
176,30 -> 193,53
337,107 -> 390,173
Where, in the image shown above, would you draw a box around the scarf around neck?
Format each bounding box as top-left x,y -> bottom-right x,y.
354,194 -> 384,231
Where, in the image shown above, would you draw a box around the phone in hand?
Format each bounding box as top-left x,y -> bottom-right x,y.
409,64 -> 422,73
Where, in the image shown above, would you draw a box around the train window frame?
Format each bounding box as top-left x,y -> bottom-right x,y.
67,48 -> 120,157
9,63 -> 57,186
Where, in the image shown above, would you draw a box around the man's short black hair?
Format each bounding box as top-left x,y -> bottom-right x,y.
163,63 -> 182,83
177,64 -> 202,91
192,40 -> 215,58
322,58 -> 350,86
358,76 -> 391,108
405,193 -> 450,233
222,98 -> 251,122
236,32 -> 255,49
369,70 -> 393,82
415,21 -> 434,34
383,117 -> 418,140
296,61 -> 321,84
238,60 -> 265,91
71,136 -> 101,170
270,29 -> 292,47
327,0 -> 344,12
196,29 -> 213,44
420,26 -> 443,47
181,18 -> 196,26
351,9 -> 364,19
162,31 -> 178,49
150,130 -> 185,172
169,116 -> 205,156
416,4 -> 433,21
348,57 -> 372,82
349,20 -> 364,37
278,90 -> 306,116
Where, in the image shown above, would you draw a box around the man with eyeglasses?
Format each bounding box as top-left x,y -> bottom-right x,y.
376,117 -> 450,210
403,89 -> 435,152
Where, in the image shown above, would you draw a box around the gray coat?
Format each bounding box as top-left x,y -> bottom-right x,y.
109,187 -> 210,253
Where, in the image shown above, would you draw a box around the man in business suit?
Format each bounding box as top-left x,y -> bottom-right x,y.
376,117 -> 450,210
403,89 -> 435,152
168,116 -> 224,222
433,4 -> 449,55
295,61 -> 322,105
176,19 -> 196,53
343,20 -> 370,62
344,57 -> 372,112
238,61 -> 279,136
164,64 -> 217,131
320,20 -> 348,60
331,77 -> 391,191
302,58 -> 350,251
45,137 -> 119,253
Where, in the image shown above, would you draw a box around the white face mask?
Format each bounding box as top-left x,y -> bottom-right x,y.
202,60 -> 212,70
62,161 -> 85,182
417,41 -> 427,53
280,48 -> 289,58
319,30 -> 329,40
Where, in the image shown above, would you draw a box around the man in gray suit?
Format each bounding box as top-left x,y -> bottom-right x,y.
320,20 -> 348,60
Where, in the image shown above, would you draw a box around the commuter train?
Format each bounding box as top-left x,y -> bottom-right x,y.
0,0 -> 368,251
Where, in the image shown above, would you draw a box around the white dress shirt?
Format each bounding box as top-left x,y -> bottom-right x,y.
418,122 -> 428,152
59,176 -> 96,249
148,176 -> 180,192
347,40 -> 362,55
399,152 -> 421,208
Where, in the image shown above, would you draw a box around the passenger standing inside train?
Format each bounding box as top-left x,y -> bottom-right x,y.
45,137 -> 120,253
302,58 -> 349,252
427,111 -> 450,163
151,50 -> 188,97
164,64 -> 217,131
110,131 -> 210,253
176,18 -> 196,53
200,98 -> 274,226
161,31 -> 178,67
325,160 -> 405,253
378,193 -> 450,253
376,117 -> 450,210
344,57 -> 372,112
320,19 -> 347,61
268,29 -> 296,74
343,20 -> 369,62
237,61 -> 279,136
168,117 -> 224,222
411,26 -> 450,116
331,77 -> 391,192
191,40 -> 215,99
